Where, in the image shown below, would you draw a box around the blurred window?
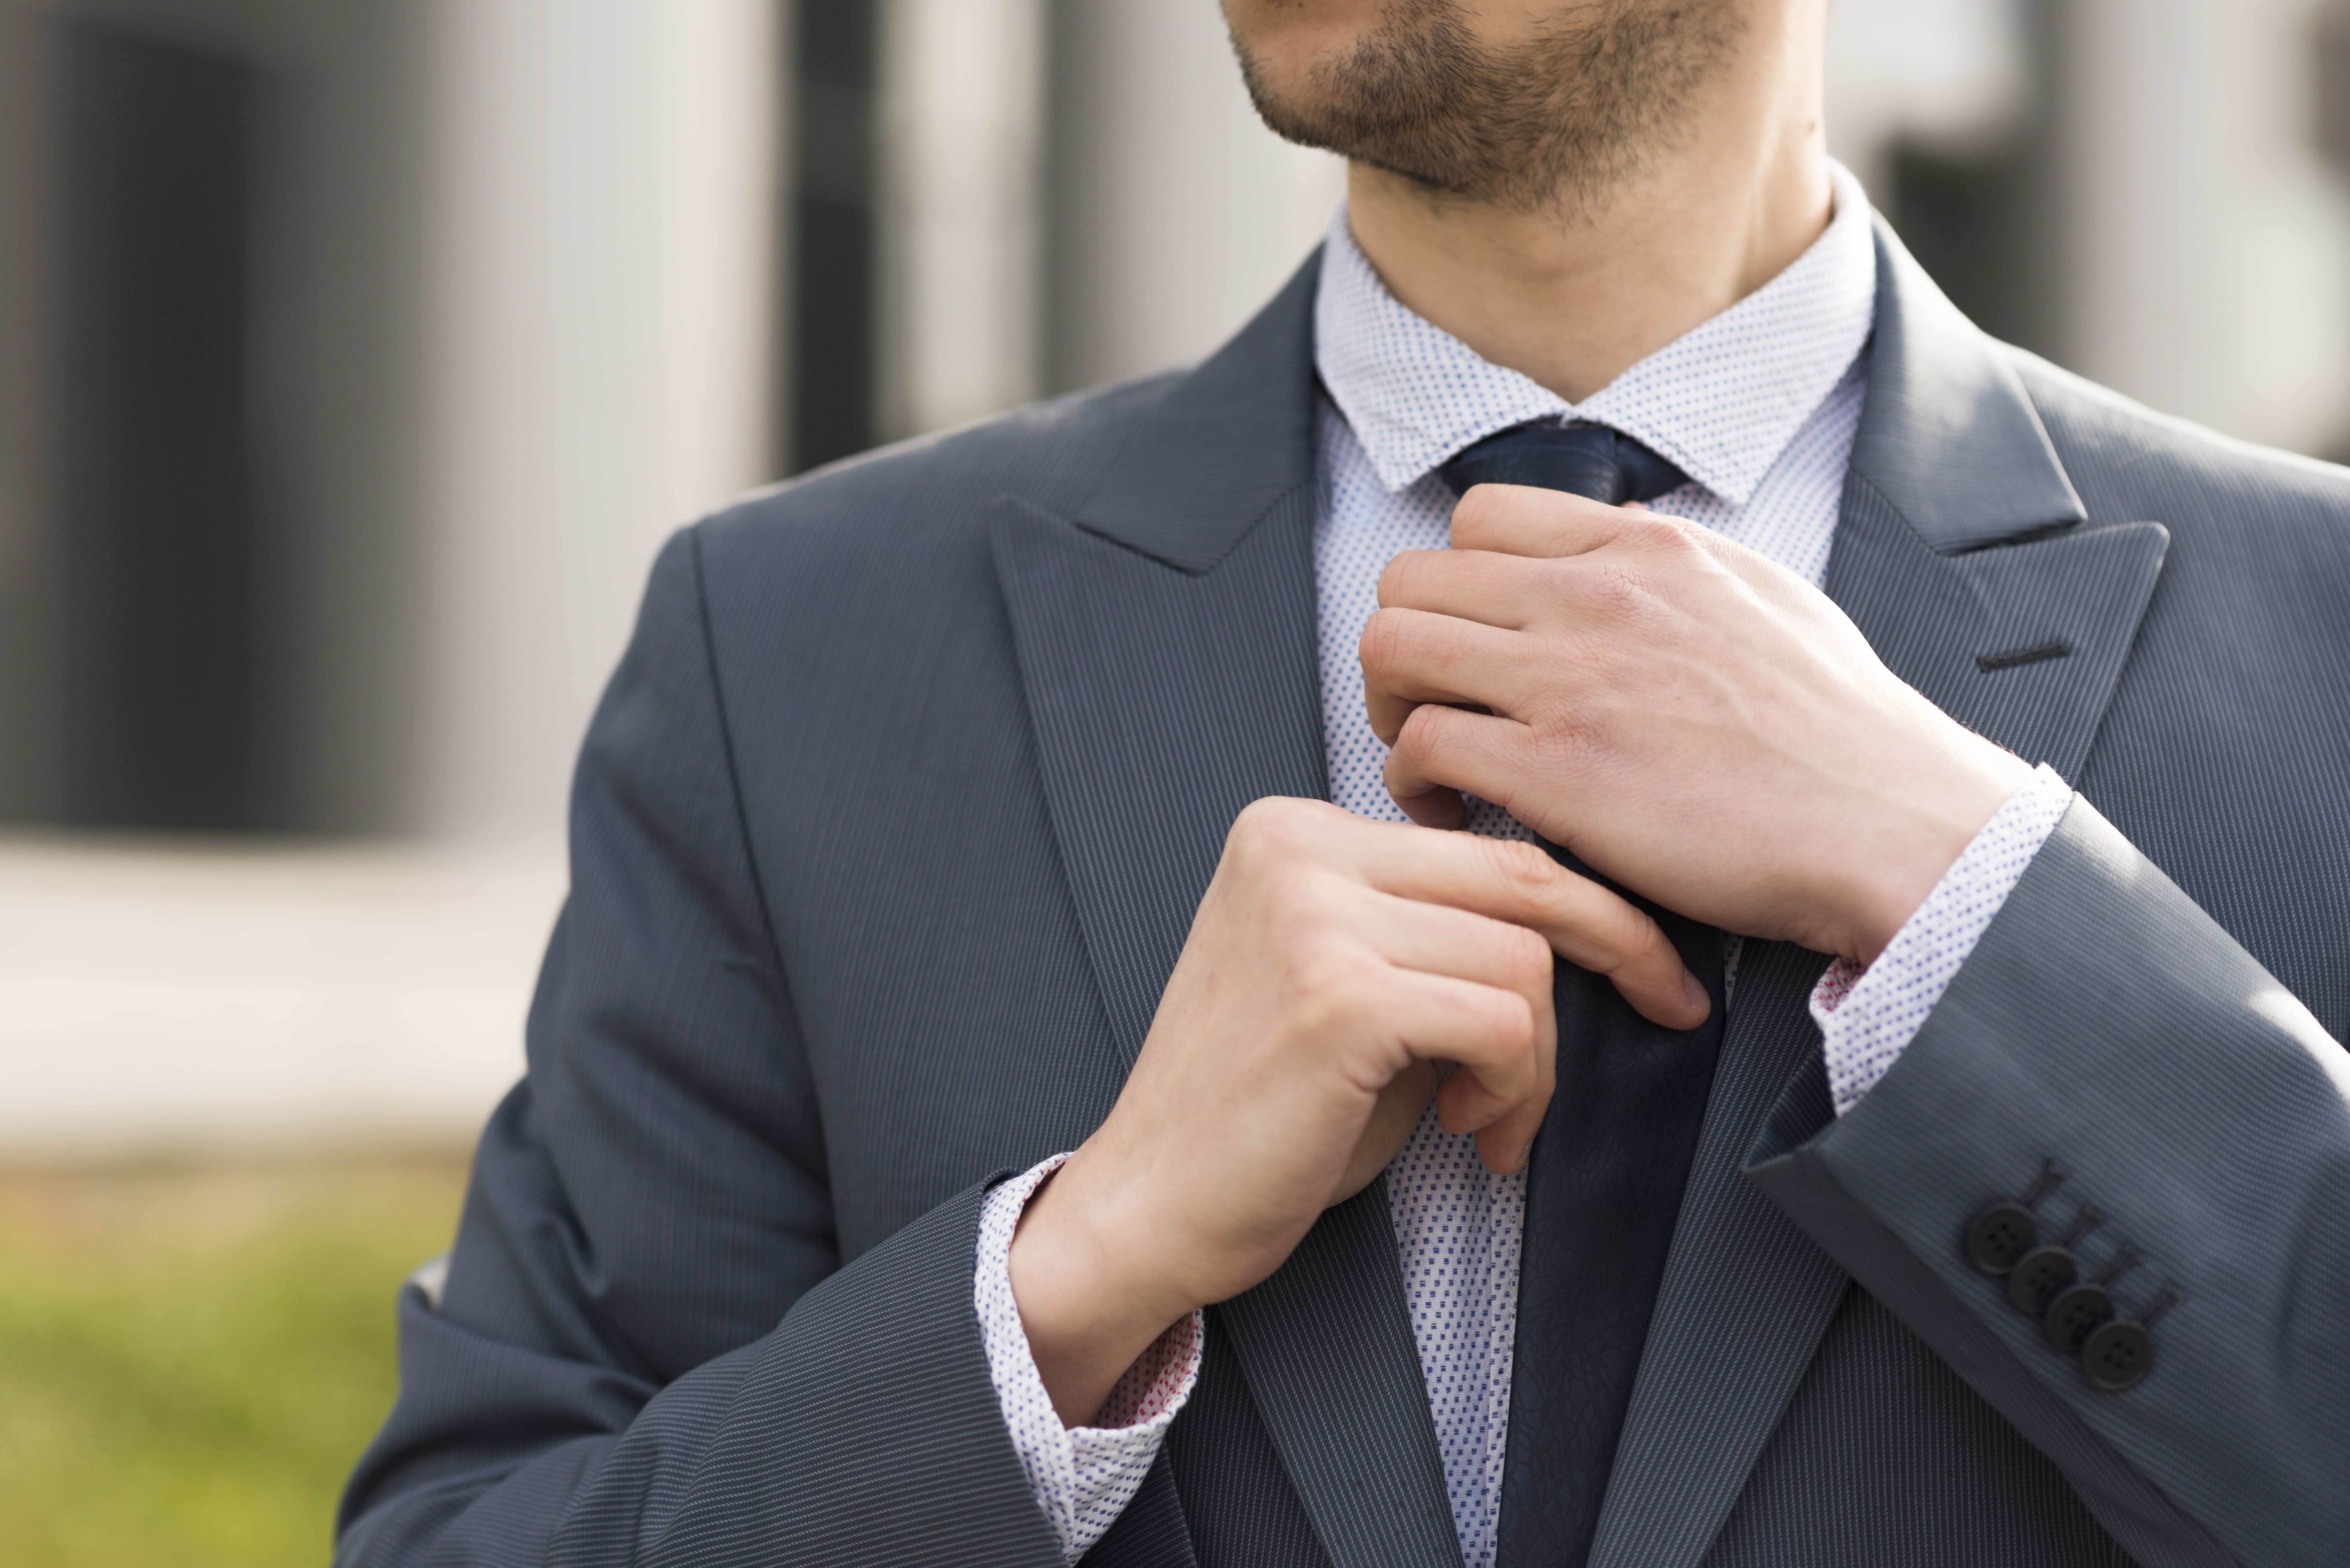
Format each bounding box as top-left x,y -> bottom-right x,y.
792,0 -> 881,472
54,20 -> 272,831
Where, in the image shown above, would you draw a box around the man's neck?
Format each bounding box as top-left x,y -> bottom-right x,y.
1343,72 -> 1833,404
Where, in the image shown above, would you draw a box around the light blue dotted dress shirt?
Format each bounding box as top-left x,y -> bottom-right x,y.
975,162 -> 2075,1568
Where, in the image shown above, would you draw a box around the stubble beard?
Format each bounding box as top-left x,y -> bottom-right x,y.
1234,0 -> 1746,218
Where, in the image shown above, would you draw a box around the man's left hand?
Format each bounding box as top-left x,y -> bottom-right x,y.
1360,482 -> 2035,965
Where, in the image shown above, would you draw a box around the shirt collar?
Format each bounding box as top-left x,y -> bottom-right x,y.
1314,161 -> 1878,504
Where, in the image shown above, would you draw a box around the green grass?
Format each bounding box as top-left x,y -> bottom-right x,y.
0,1161 -> 468,1568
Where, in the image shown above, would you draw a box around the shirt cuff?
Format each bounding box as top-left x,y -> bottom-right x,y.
974,1153 -> 1203,1566
1811,763 -> 2075,1116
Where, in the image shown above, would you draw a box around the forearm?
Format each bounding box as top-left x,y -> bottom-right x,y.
340,1182 -> 1066,1568
1750,797 -> 2350,1568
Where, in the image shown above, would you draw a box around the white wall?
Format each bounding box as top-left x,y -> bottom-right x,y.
877,0 -> 1048,440
1824,0 -> 2032,199
418,0 -> 780,849
2058,0 -> 2350,453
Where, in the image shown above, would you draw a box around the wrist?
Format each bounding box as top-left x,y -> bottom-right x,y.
1007,1143 -> 1198,1427
1838,740 -> 2035,965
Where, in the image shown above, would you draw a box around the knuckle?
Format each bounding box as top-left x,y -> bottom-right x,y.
1482,836 -> 1560,899
1589,897 -> 1659,971
1491,921 -> 1552,992
1625,513 -> 1696,555
1391,702 -> 1449,762
1528,708 -> 1607,775
1480,987 -> 1538,1053
1450,485 -> 1503,537
1375,551 -> 1425,604
1260,864 -> 1340,931
1224,804 -> 1277,867
1228,795 -> 1316,861
1279,939 -> 1370,1032
1532,557 -> 1581,598
1365,606 -> 1452,677
1584,562 -> 1651,617
1358,606 -> 1406,670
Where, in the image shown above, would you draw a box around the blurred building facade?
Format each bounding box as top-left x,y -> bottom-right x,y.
2,0 -> 2348,1155
0,0 -> 778,848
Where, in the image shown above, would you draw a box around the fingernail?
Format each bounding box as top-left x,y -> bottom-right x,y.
1681,971 -> 1710,1016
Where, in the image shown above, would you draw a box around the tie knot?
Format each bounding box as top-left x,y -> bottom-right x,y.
1440,420 -> 1690,507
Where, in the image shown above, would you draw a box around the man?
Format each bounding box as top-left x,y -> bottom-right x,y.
338,1 -> 2350,1564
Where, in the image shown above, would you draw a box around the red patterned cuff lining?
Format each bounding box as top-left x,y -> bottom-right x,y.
1093,1309 -> 1202,1429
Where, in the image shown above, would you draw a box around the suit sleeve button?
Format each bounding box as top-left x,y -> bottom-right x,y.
1966,1203 -> 2040,1274
2006,1246 -> 2078,1316
2043,1282 -> 2115,1353
2081,1319 -> 2152,1391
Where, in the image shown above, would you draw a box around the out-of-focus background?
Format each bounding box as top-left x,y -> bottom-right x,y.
2,0 -> 2348,1562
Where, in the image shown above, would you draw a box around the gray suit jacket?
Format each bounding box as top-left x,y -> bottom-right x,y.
337,226 -> 2350,1568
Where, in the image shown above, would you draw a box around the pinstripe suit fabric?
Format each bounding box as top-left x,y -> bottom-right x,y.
338,228 -> 2350,1568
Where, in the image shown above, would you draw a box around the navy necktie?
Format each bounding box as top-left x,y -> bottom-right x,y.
1440,421 -> 1725,1568
1444,419 -> 1691,506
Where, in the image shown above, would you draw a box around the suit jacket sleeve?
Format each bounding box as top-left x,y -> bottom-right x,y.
1748,795 -> 2350,1568
334,527 -> 1064,1568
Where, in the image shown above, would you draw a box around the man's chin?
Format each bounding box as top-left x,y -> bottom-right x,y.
1232,41 -> 1488,199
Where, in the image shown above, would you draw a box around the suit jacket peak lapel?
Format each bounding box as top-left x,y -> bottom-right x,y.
1073,250 -> 1324,575
1853,220 -> 2088,554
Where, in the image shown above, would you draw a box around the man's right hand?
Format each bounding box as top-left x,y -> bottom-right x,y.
1006,795 -> 1708,1427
